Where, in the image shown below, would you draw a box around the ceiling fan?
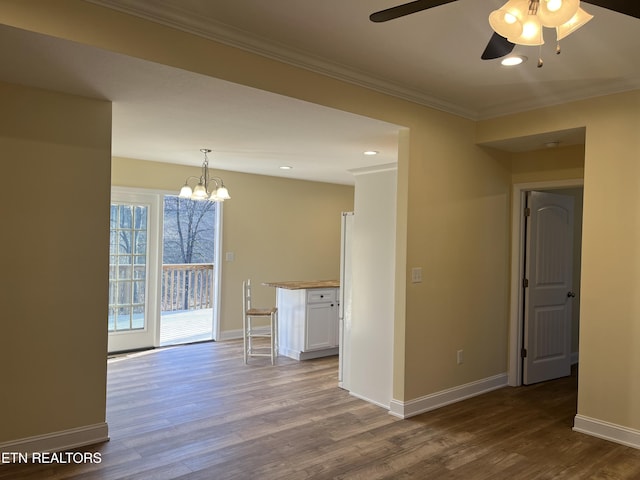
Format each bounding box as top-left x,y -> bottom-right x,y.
370,0 -> 640,60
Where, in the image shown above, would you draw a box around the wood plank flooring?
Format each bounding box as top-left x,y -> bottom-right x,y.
2,340 -> 640,479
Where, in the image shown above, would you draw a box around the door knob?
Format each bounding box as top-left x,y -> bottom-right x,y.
567,291 -> 576,298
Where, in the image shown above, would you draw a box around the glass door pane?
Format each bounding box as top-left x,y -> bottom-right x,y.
160,195 -> 217,346
109,204 -> 148,332
108,189 -> 160,353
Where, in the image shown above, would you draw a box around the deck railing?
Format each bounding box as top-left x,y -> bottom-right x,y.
162,263 -> 214,312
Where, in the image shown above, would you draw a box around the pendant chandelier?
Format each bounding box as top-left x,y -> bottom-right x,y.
179,148 -> 231,202
489,0 -> 593,48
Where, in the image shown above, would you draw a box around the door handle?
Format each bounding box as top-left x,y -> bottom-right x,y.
567,291 -> 576,298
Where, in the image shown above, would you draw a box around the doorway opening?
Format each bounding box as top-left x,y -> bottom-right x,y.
509,179 -> 584,387
160,195 -> 218,346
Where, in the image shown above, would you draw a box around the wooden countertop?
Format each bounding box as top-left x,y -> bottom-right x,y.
263,280 -> 339,290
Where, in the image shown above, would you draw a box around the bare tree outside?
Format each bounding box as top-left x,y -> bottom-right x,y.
162,196 -> 216,311
163,196 -> 215,264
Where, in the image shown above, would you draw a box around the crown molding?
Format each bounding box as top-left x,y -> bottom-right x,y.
477,80 -> 640,120
85,1 -> 640,122
85,0 -> 478,120
349,163 -> 397,176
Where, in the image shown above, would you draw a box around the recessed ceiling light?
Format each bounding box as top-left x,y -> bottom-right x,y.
279,165 -> 293,170
363,150 -> 379,155
501,55 -> 527,66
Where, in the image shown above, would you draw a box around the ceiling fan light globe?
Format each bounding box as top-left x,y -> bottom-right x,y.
556,7 -> 594,40
489,11 -> 523,39
538,0 -> 580,27
546,0 -> 563,11
508,15 -> 544,46
489,0 -> 527,40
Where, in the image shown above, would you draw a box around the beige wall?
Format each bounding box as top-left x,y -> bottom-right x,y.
0,0 -> 512,422
479,91 -> 640,431
510,144 -> 585,184
112,157 -> 354,335
0,81 -> 111,443
402,114 -> 511,400
4,0 -> 640,445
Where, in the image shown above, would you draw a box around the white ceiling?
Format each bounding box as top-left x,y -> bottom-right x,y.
1,0 -> 639,183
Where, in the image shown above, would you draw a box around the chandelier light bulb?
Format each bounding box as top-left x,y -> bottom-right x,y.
179,184 -> 193,198
192,183 -> 208,200
215,186 -> 231,201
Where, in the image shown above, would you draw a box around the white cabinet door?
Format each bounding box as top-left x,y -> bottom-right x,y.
306,302 -> 337,350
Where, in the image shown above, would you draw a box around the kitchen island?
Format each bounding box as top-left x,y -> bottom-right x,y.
264,280 -> 340,360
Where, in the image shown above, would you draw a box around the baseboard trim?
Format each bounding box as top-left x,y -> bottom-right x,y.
299,347 -> 339,360
573,415 -> 640,450
219,329 -> 242,341
349,390 -> 390,411
0,423 -> 109,456
389,373 -> 508,419
278,346 -> 301,360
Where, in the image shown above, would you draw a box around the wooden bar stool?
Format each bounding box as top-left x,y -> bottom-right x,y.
242,279 -> 278,364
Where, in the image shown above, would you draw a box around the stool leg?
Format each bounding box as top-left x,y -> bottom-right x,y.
270,312 -> 275,365
247,317 -> 253,360
243,315 -> 248,364
273,310 -> 278,363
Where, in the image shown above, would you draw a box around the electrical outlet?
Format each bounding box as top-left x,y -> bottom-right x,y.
457,349 -> 464,365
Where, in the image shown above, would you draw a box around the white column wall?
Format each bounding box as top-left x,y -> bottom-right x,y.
347,165 -> 397,408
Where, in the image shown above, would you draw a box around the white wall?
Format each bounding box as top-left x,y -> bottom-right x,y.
347,165 -> 397,408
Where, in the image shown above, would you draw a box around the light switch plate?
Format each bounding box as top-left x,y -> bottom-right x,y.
411,267 -> 422,283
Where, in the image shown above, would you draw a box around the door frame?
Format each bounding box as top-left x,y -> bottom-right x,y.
212,198 -> 224,341
508,178 -> 583,386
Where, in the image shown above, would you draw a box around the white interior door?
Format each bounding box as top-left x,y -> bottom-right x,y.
523,191 -> 575,385
108,189 -> 161,353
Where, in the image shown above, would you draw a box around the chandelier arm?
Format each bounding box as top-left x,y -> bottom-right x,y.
183,175 -> 201,185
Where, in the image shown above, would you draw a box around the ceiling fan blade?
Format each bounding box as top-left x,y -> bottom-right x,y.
582,1 -> 640,19
370,0 -> 458,22
481,32 -> 515,60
